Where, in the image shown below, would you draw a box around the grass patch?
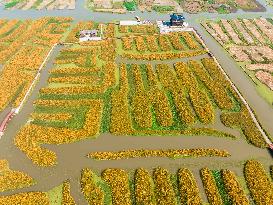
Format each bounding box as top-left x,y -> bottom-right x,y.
152,5 -> 175,13
216,5 -> 230,14
32,106 -> 89,129
212,170 -> 232,205
123,1 -> 136,11
31,0 -> 43,9
5,0 -> 21,8
47,183 -> 63,205
93,172 -> 112,205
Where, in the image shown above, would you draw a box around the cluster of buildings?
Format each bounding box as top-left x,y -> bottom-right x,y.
79,13 -> 189,42
79,29 -> 102,42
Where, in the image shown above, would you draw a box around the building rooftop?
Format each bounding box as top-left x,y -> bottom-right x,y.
170,13 -> 185,21
80,30 -> 98,35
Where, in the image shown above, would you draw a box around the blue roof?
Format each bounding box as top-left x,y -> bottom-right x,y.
170,14 -> 185,21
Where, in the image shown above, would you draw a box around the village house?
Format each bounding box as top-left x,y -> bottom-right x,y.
79,29 -> 102,42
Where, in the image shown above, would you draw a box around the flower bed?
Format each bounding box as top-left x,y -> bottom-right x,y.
102,169 -> 132,205
189,88 -> 214,124
145,35 -> 159,52
220,106 -> 268,148
244,160 -> 273,205
255,70 -> 273,91
207,22 -> 230,45
0,159 -> 34,192
220,20 -> 242,45
135,36 -> 147,52
131,91 -> 152,129
0,192 -> 49,205
242,19 -> 266,44
221,170 -> 249,205
81,168 -> 104,205
87,148 -> 230,160
156,64 -> 195,125
62,181 -> 76,205
104,23 -> 115,38
172,89 -> 196,125
178,168 -> 202,205
121,36 -> 134,50
134,168 -> 155,205
145,64 -> 158,87
180,32 -> 200,49
149,88 -> 174,127
158,35 -> 172,51
153,167 -> 177,205
0,17 -> 72,111
190,60 -> 233,110
120,25 -> 158,34
122,50 -> 207,60
253,18 -> 273,42
15,99 -> 103,166
48,75 -> 101,84
110,64 -> 133,135
168,32 -> 185,50
200,168 -> 223,205
232,19 -> 254,44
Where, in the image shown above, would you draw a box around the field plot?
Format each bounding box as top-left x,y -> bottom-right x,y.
87,0 -> 183,13
119,28 -> 207,60
87,0 -> 264,14
1,159 -> 272,204
203,18 -> 273,106
182,0 -> 264,13
11,22 -> 270,167
0,159 -> 34,192
0,17 -> 72,112
1,0 -> 75,10
0,22 -> 272,204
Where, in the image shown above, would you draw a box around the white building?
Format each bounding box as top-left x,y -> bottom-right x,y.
79,30 -> 102,42
119,20 -> 153,26
156,21 -> 191,34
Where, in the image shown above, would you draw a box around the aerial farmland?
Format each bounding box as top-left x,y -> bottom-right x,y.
0,1 -> 272,205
